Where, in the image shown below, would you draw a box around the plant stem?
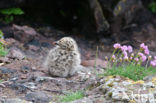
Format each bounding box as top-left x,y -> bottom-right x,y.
145,59 -> 150,69
108,49 -> 117,68
94,46 -> 98,76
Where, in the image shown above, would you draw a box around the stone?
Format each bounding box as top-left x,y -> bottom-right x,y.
0,98 -> 31,103
144,75 -> 156,81
69,95 -> 109,103
69,97 -> 93,103
113,0 -> 143,24
88,0 -> 109,32
21,66 -> 31,73
0,67 -> 16,74
10,83 -> 28,93
27,45 -> 40,52
5,38 -> 20,47
81,58 -> 107,69
27,40 -> 40,47
41,42 -> 51,47
111,87 -> 129,101
0,57 -> 10,64
25,91 -> 51,103
23,82 -> 37,89
144,82 -> 155,88
7,47 -> 26,60
13,24 -> 37,43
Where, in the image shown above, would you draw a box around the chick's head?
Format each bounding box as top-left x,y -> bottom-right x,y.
55,37 -> 78,51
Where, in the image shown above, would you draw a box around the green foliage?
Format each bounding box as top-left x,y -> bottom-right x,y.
59,91 -> 84,102
0,79 -> 3,82
102,43 -> 156,81
0,8 -> 24,15
0,30 -> 4,38
0,8 -> 24,24
105,64 -> 156,81
0,30 -> 8,56
148,1 -> 156,13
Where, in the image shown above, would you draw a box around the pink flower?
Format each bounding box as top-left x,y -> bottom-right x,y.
123,51 -> 128,57
138,53 -> 144,57
141,55 -> 147,62
144,48 -> 149,55
140,43 -> 150,55
143,45 -> 148,50
113,43 -> 121,49
121,45 -> 128,51
150,61 -> 156,67
127,45 -> 133,53
154,56 -> 156,60
112,55 -> 116,59
134,58 -> 139,62
138,53 -> 147,62
140,43 -> 145,49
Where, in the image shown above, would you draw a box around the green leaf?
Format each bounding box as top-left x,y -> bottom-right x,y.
149,2 -> 156,13
0,8 -> 24,15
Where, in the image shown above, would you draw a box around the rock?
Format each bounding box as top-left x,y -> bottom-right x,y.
144,75 -> 156,81
31,66 -> 37,71
35,76 -> 56,82
81,75 -> 156,103
10,83 -> 28,93
24,39 -> 41,51
5,38 -> 21,47
37,26 -> 66,37
69,97 -> 93,103
0,67 -> 17,80
27,40 -> 40,47
0,67 -> 16,74
69,95 -> 109,103
34,75 -> 93,94
0,56 -> 10,64
23,82 -> 37,89
113,0 -> 143,24
21,66 -> 31,73
0,98 -> 30,103
111,87 -> 129,101
81,58 -> 107,69
88,0 -> 109,32
7,47 -> 26,60
144,82 -> 155,88
13,24 -> 37,43
0,26 -> 14,38
41,42 -> 51,47
27,45 -> 40,52
133,24 -> 156,51
25,91 -> 51,103
0,83 -> 6,88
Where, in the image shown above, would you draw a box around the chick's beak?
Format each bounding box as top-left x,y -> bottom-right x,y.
52,41 -> 58,45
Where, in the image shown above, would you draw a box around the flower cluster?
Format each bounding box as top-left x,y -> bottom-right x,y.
150,56 -> 156,67
113,43 -> 133,61
111,43 -> 155,68
140,43 -> 149,55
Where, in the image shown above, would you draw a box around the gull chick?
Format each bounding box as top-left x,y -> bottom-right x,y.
44,37 -> 81,77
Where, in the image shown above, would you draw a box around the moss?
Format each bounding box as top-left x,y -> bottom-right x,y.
108,92 -> 112,97
107,82 -> 114,87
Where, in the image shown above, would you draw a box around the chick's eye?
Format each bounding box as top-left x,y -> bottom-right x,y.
60,40 -> 63,44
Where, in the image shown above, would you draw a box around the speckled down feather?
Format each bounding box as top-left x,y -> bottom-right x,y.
44,37 -> 81,77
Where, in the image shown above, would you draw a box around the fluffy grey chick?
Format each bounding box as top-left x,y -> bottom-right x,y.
44,37 -> 81,77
